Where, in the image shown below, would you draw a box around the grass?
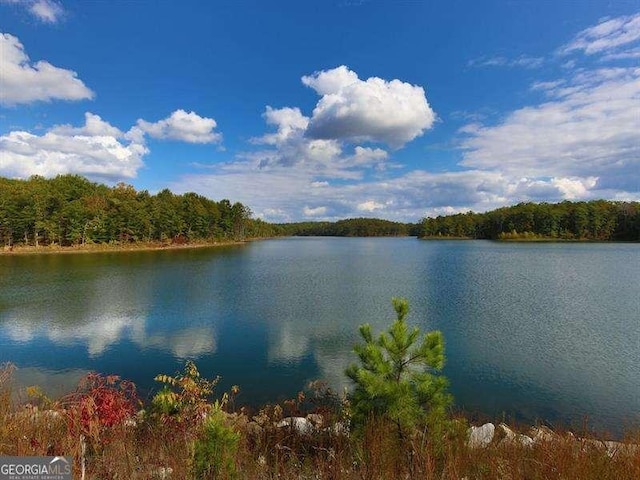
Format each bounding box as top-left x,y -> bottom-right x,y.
1,362 -> 638,479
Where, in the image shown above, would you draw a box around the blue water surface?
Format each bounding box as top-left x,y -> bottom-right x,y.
0,238 -> 638,435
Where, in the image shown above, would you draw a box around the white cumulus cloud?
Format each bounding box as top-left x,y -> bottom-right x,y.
50,112 -> 123,137
255,106 -> 309,146
302,65 -> 436,148
350,146 -> 388,167
0,113 -> 147,181
357,200 -> 384,212
247,105 -> 347,173
303,206 -> 327,216
203,67 -> 426,211
136,109 -> 222,144
0,32 -> 93,105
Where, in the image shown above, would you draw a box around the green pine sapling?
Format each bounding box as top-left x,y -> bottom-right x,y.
345,297 -> 452,440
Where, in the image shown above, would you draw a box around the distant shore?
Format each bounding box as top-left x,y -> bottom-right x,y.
0,239 -> 249,256
419,235 -> 635,243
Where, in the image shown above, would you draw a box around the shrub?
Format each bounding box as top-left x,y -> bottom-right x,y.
345,297 -> 452,441
151,360 -> 219,423
193,407 -> 240,479
65,373 -> 138,444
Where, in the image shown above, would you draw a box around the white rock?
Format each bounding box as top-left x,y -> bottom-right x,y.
530,426 -> 556,444
498,423 -> 533,447
518,434 -> 535,447
468,423 -> 495,448
603,440 -> 640,458
498,423 -> 516,441
277,416 -> 314,435
603,440 -> 621,457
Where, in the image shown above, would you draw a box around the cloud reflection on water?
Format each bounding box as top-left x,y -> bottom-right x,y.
0,251 -> 219,360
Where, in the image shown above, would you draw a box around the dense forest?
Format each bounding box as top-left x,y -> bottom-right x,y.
0,175 -> 277,247
2,175 -> 639,247
420,201 -> 640,241
274,218 -> 419,237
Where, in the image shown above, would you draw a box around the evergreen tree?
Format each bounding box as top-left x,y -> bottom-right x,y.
345,298 -> 452,440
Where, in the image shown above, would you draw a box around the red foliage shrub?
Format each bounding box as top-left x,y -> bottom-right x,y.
65,373 -> 138,441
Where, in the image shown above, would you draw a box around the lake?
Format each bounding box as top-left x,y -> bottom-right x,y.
0,238 -> 638,435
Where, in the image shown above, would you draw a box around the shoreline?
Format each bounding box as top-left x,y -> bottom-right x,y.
0,239 -> 251,256
419,236 -> 638,243
3,236 -> 636,256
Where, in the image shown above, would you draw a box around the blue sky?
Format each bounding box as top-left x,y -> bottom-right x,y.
1,0 -> 639,222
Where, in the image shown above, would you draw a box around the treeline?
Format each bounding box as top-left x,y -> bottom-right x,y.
0,175 -> 275,247
420,201 -> 640,241
275,218 -> 419,237
3,176 -> 638,247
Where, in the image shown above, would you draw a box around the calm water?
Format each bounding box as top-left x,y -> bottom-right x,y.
0,238 -> 638,435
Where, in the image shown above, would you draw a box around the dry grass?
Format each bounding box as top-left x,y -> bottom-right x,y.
1,363 -> 638,479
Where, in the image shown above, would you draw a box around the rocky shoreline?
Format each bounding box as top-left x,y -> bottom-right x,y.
233,411 -> 640,460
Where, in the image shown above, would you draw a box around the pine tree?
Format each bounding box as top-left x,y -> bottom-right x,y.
345,298 -> 452,440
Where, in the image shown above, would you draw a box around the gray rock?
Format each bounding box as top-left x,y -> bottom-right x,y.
603,440 -> 640,458
518,434 -> 535,448
468,423 -> 495,448
277,416 -> 314,435
578,439 -> 640,458
498,423 -> 533,447
530,426 -> 557,444
498,423 -> 516,441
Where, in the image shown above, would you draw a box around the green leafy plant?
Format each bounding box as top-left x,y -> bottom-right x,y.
193,405 -> 240,479
151,362 -> 243,478
345,297 -> 452,440
151,360 -> 219,422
